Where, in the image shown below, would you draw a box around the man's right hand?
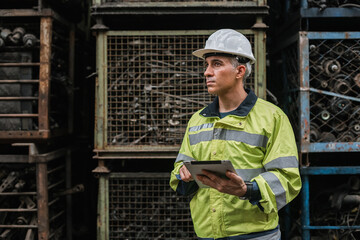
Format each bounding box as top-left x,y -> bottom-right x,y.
179,165 -> 194,182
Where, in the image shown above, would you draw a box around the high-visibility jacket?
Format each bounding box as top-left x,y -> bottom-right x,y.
169,90 -> 302,239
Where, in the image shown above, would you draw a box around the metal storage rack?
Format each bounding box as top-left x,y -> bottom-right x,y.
279,31 -> 360,154
91,1 -> 269,240
97,172 -> 196,240
93,29 -> 267,159
0,144 -> 72,240
301,167 -> 360,240
0,9 -> 75,140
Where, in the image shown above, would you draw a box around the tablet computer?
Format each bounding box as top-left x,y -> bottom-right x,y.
183,160 -> 237,188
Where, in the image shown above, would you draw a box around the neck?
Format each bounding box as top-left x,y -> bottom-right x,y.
218,88 -> 248,112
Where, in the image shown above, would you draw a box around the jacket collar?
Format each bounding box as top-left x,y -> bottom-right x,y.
199,89 -> 258,118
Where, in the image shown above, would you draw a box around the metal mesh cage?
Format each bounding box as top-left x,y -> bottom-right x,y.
308,38 -> 360,143
108,172 -> 196,240
280,32 -> 360,152
105,31 -> 255,147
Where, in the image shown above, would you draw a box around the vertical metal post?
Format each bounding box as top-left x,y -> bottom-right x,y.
66,149 -> 72,240
299,32 -> 310,153
301,174 -> 310,240
36,157 -> 49,240
253,17 -> 267,99
97,163 -> 109,240
68,24 -> 76,135
95,31 -> 107,149
39,17 -> 52,138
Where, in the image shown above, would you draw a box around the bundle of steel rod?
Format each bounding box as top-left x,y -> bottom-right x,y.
106,35 -> 214,146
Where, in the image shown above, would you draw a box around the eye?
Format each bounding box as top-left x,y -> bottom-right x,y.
214,61 -> 222,67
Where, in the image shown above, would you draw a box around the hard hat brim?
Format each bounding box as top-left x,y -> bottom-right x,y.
192,48 -> 256,64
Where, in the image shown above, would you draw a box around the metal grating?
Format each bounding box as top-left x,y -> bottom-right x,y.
308,38 -> 360,143
106,32 -> 255,146
108,173 -> 196,240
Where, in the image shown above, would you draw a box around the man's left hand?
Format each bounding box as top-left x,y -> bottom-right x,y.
196,170 -> 247,197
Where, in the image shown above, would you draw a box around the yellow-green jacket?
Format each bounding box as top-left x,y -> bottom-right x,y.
169,90 -> 302,239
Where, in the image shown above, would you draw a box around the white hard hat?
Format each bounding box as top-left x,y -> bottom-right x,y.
193,29 -> 256,64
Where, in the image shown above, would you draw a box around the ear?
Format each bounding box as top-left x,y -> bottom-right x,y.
236,65 -> 246,79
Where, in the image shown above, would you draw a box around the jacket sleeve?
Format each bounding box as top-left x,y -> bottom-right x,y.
253,113 -> 302,214
169,124 -> 199,196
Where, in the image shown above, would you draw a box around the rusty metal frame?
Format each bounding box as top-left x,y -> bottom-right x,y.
0,143 -> 71,239
0,9 -> 75,140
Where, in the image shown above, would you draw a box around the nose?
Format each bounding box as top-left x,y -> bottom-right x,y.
204,65 -> 213,77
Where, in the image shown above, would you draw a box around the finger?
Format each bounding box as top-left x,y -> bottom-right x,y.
196,174 -> 214,188
180,165 -> 193,182
226,171 -> 245,184
201,170 -> 218,181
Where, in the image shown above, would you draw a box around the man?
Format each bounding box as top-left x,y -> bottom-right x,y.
169,29 -> 302,239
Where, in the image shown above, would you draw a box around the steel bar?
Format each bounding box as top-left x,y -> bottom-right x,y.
36,162 -> 49,240
309,87 -> 360,103
0,63 -> 40,67
0,208 -> 37,212
38,16 -> 52,135
0,224 -> 37,228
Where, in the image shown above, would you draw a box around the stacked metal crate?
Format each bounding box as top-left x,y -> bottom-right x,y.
0,144 -> 73,240
91,1 -> 269,239
269,1 -> 360,239
0,2 -> 79,239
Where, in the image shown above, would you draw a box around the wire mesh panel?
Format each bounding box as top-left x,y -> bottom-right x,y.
282,32 -> 360,153
108,172 -> 196,240
102,30 -> 256,149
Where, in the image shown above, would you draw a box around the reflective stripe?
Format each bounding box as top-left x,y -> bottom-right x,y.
264,156 -> 299,170
248,227 -> 281,240
189,129 -> 268,148
235,168 -> 265,181
261,172 -> 287,210
198,226 -> 280,240
189,130 -> 212,145
175,153 -> 196,163
189,123 -> 214,132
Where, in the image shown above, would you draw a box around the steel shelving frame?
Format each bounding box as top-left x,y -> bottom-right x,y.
301,166 -> 360,240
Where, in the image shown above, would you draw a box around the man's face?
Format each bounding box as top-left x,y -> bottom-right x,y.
204,56 -> 239,96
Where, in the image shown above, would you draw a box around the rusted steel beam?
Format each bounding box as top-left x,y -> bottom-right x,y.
36,162 -> 49,240
38,17 -> 52,135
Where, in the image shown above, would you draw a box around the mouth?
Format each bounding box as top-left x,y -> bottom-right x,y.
206,79 -> 215,85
